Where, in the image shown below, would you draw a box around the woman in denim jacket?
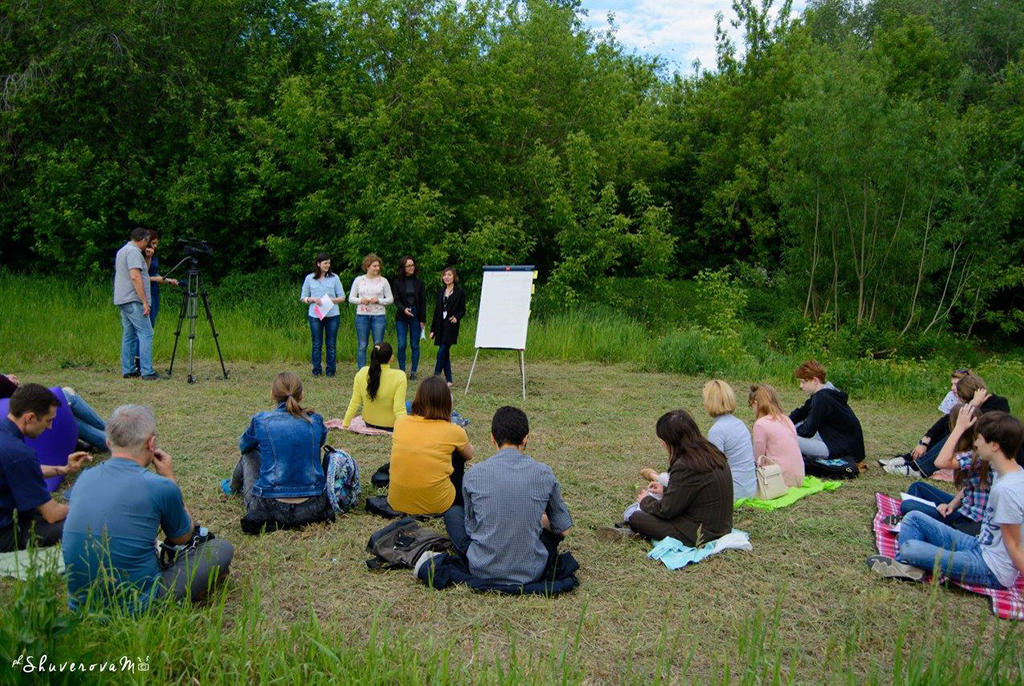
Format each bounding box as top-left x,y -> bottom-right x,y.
226,372 -> 335,534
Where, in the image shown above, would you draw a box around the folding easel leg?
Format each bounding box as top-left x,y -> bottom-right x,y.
465,349 -> 481,395
520,349 -> 526,400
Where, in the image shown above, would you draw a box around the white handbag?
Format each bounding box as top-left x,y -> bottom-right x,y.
755,455 -> 788,500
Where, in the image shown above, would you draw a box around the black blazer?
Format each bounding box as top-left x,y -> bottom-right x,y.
391,276 -> 426,324
430,284 -> 466,346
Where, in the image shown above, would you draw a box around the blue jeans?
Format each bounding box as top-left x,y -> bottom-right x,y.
308,315 -> 340,376
354,315 -> 386,369
899,481 -> 978,530
119,302 -> 155,377
912,437 -> 948,477
896,511 -> 1004,587
444,505 -> 471,557
395,314 -> 422,373
64,388 -> 107,451
434,343 -> 453,382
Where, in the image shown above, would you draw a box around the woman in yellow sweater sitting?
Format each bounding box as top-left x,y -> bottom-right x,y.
388,375 -> 475,515
341,342 -> 407,431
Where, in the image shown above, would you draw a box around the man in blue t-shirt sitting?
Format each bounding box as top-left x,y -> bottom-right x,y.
0,384 -> 91,552
63,405 -> 233,608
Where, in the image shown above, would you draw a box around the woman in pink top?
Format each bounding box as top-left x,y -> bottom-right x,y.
748,384 -> 805,487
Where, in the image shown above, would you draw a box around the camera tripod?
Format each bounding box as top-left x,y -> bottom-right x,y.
166,258 -> 229,383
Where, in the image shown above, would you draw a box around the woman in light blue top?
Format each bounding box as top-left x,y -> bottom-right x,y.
703,380 -> 757,500
300,253 -> 346,377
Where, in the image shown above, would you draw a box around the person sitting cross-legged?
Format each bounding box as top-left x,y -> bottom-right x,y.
748,384 -> 804,488
227,372 -> 335,534
1,384 -> 91,552
387,375 -> 474,516
437,406 -> 571,585
598,409 -> 733,545
883,373 -> 1014,477
63,405 -> 234,609
337,342 -> 407,432
867,411 -> 1024,587
703,380 -> 756,500
888,404 -> 992,536
789,360 -> 865,468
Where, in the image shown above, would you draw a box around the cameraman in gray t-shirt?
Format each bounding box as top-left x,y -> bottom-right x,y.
113,228 -> 159,379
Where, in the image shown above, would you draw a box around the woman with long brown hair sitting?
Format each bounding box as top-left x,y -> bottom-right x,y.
388,375 -> 475,516
599,409 -> 733,545
226,372 -> 334,534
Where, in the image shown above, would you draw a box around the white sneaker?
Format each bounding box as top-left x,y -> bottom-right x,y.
883,462 -> 915,476
865,555 -> 925,581
412,550 -> 443,577
878,456 -> 905,467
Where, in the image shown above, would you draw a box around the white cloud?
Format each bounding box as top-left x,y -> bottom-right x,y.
581,0 -> 806,74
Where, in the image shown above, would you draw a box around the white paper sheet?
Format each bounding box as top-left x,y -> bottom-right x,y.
314,293 -> 333,320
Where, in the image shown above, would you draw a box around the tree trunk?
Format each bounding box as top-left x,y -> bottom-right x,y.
804,192 -> 821,318
900,196 -> 933,336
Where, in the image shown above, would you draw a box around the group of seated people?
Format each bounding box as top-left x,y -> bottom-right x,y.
3,353 -> 1023,607
1,383 -> 234,608
861,368 -> 1024,590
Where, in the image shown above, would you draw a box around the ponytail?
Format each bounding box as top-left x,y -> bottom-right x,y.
271,372 -> 312,422
367,342 -> 393,401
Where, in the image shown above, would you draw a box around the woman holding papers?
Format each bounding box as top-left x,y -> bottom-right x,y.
301,253 -> 346,377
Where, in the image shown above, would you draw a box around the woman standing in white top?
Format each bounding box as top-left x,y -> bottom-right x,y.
300,253 -> 345,377
348,253 -> 394,369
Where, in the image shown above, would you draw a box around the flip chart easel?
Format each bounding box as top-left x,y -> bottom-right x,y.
465,265 -> 537,400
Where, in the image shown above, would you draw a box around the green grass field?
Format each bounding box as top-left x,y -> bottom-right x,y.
3,358 -> 1023,684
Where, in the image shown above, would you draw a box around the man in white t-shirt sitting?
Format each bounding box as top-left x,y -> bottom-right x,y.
867,409 -> 1024,587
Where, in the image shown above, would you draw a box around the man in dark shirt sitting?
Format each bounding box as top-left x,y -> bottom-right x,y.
0,384 -> 91,552
789,360 -> 865,467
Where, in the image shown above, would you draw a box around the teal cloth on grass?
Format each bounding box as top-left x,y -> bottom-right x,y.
733,475 -> 841,510
648,530 -> 751,570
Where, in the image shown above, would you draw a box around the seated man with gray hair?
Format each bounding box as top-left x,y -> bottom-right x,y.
63,405 -> 233,609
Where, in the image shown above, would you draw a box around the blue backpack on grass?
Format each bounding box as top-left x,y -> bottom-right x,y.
323,446 -> 361,513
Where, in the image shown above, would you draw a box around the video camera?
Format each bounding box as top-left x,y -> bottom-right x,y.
177,236 -> 213,260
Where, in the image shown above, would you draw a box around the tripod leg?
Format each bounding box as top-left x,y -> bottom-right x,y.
188,280 -> 198,384
167,285 -> 190,375
198,278 -> 229,380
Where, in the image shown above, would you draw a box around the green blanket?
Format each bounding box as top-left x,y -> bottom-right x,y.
734,476 -> 841,510
0,546 -> 64,580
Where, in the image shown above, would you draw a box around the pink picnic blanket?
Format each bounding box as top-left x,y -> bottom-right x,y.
873,492 -> 1024,620
346,417 -> 393,436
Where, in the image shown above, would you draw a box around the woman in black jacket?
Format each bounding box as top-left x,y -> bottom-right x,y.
391,256 -> 426,380
429,266 -> 466,386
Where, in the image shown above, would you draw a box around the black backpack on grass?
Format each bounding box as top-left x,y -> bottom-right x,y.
365,517 -> 450,571
803,455 -> 860,479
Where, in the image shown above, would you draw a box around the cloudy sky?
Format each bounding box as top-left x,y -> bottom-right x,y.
578,1 -> 808,73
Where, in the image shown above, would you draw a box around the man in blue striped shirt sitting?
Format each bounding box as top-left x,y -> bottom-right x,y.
442,406 -> 573,585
